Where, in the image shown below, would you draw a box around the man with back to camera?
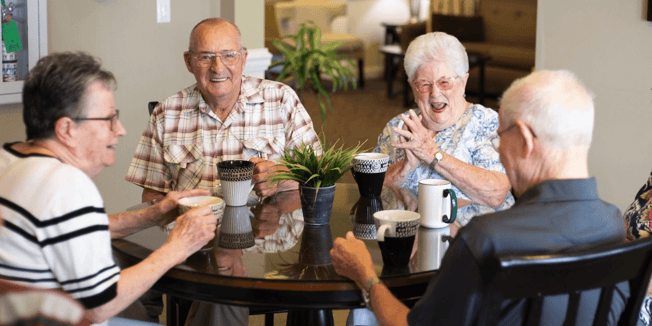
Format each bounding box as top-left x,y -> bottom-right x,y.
125,18 -> 323,325
330,70 -> 629,325
0,52 -> 218,326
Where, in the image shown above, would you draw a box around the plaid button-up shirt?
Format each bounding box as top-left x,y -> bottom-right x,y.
126,76 -> 322,194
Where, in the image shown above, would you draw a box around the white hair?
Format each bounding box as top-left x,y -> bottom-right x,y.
404,32 -> 469,82
499,70 -> 595,149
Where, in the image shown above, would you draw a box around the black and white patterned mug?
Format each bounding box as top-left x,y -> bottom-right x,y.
217,160 -> 255,206
351,153 -> 390,197
374,210 -> 420,266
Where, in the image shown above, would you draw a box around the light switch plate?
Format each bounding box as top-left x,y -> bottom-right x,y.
157,0 -> 171,24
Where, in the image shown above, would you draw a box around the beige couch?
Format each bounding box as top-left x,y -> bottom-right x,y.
431,0 -> 537,99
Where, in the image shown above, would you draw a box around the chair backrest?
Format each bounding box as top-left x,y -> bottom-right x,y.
477,237 -> 652,326
399,21 -> 427,53
148,101 -> 159,115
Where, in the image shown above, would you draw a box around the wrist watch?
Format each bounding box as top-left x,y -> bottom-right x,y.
356,276 -> 381,311
433,150 -> 444,165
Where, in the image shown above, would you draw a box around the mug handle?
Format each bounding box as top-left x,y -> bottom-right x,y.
442,189 -> 457,224
377,224 -> 390,242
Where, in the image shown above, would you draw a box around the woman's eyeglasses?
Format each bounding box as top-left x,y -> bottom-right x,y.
413,76 -> 458,93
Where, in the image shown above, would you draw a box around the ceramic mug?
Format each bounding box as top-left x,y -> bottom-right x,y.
417,179 -> 457,228
217,160 -> 255,206
165,196 -> 225,250
351,153 -> 390,197
374,210 -> 420,266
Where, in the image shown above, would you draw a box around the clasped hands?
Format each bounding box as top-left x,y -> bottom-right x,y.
392,109 -> 441,168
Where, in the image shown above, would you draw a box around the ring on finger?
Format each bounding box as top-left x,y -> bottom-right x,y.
409,136 -> 414,141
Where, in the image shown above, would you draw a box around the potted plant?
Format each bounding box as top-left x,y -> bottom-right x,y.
270,136 -> 364,225
270,21 -> 358,123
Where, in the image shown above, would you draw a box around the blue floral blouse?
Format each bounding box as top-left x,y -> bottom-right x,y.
373,104 -> 515,226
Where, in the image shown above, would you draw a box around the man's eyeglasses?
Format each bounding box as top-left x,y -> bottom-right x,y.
189,48 -> 247,67
491,124 -> 517,150
73,110 -> 120,131
413,76 -> 459,93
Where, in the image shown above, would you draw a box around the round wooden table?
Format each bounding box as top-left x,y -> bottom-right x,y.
112,183 -> 439,326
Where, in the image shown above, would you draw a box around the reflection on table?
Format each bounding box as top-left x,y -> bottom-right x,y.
112,183 -> 441,326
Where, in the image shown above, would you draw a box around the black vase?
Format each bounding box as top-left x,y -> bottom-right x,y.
299,184 -> 336,225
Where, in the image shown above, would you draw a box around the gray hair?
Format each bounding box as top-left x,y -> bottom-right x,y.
188,18 -> 242,51
404,32 -> 469,82
499,70 -> 595,149
22,52 -> 115,141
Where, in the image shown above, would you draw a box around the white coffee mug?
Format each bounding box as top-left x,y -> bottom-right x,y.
418,179 -> 457,228
416,226 -> 453,271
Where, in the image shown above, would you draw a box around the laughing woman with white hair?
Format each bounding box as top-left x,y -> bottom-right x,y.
374,32 -> 514,231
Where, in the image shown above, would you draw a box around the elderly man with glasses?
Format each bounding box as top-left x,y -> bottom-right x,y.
126,18 -> 322,203
125,18 -> 322,325
331,70 -> 629,326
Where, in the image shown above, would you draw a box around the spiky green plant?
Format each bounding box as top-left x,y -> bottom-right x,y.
269,135 -> 365,192
270,21 -> 357,123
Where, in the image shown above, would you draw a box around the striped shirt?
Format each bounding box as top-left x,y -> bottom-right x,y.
0,279 -> 90,326
0,143 -> 120,310
125,76 -> 323,194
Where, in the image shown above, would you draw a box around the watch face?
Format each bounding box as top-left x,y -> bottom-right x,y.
435,151 -> 443,162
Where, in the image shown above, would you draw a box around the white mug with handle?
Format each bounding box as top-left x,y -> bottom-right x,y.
418,179 -> 457,228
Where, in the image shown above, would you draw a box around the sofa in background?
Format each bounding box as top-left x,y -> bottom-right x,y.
431,0 -> 537,100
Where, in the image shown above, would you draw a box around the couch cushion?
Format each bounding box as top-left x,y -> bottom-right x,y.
463,42 -> 534,70
479,0 -> 537,47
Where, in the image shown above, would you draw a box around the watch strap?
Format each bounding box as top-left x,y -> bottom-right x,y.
356,276 -> 381,311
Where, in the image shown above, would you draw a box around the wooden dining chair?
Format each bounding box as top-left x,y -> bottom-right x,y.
476,237 -> 652,326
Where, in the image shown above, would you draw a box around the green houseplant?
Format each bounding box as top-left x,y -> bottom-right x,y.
270,136 -> 364,225
270,21 -> 358,123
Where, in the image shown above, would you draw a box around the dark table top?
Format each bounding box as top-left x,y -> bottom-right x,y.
111,183 -> 443,309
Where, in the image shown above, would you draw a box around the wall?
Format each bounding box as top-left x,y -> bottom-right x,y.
0,0 -> 263,214
536,0 -> 652,210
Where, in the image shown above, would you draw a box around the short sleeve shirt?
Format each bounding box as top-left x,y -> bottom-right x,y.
125,76 -> 323,193
373,104 -> 515,226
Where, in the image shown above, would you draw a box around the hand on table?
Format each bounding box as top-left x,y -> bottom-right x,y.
331,231 -> 377,284
165,206 -> 217,261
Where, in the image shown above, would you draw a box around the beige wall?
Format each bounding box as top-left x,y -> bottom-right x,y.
536,0 -> 652,210
0,0 -> 263,214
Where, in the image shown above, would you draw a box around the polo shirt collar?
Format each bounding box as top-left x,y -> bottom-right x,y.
515,178 -> 599,207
